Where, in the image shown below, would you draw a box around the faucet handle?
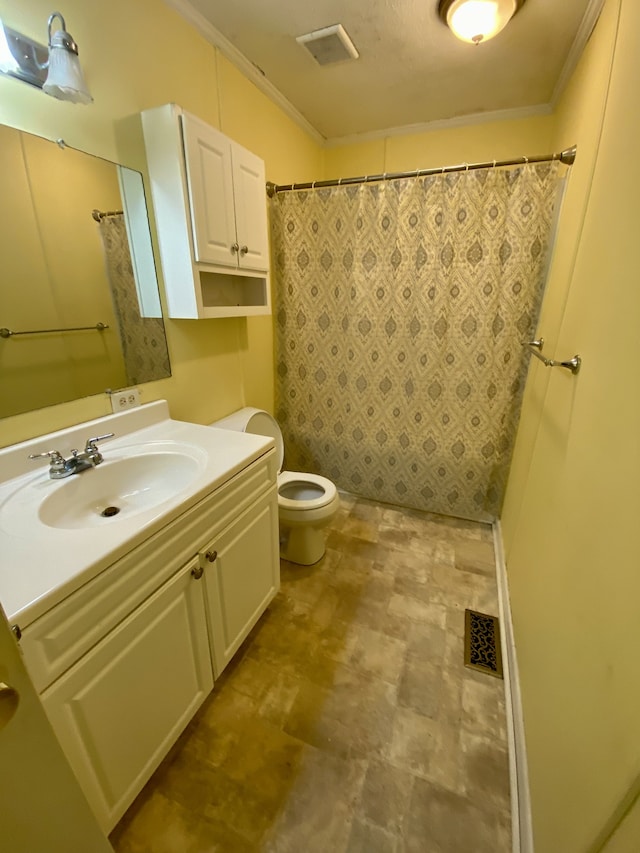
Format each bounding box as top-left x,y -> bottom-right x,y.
28,450 -> 66,472
84,433 -> 115,466
29,450 -> 64,462
84,433 -> 115,450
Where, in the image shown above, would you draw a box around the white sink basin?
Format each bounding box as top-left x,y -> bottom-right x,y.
38,450 -> 203,529
0,439 -> 209,538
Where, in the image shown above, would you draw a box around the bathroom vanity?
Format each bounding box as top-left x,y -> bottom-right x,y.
0,401 -> 279,832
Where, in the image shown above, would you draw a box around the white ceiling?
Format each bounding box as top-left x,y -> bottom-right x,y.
167,0 -> 602,143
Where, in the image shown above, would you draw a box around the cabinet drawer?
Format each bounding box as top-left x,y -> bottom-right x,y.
40,556 -> 213,833
21,452 -> 275,692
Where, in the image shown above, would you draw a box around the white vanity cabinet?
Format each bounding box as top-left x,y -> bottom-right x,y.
40,557 -> 212,833
141,103 -> 270,319
18,450 -> 279,833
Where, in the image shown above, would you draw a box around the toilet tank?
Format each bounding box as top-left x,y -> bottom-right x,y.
211,408 -> 284,471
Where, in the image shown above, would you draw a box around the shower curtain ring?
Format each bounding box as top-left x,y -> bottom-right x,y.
523,155 -> 529,164
492,159 -> 497,168
464,162 -> 469,171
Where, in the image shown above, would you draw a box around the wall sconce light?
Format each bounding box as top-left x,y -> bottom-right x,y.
0,10 -> 92,103
438,0 -> 526,44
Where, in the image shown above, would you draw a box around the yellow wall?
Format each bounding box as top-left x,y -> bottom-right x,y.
501,1 -> 619,537
600,783 -> 640,853
0,0 -> 322,447
501,0 -> 640,849
323,113 -> 555,179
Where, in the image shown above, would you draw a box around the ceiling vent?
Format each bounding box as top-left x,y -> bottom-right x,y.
296,24 -> 359,66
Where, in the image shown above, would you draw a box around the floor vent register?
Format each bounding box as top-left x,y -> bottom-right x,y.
464,609 -> 504,679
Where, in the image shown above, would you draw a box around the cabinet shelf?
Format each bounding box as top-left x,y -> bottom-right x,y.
199,269 -> 270,317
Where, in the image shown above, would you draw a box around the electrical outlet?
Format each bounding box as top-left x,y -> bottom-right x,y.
110,388 -> 140,413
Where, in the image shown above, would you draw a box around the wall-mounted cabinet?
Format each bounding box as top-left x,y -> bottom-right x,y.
141,104 -> 270,319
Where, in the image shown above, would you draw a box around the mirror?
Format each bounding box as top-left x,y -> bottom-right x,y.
0,124 -> 171,419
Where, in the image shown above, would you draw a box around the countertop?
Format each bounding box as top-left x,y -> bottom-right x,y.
0,401 -> 274,626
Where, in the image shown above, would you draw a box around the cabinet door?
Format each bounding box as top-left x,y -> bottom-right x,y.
181,112 -> 237,267
231,142 -> 269,272
203,488 -> 279,677
40,557 -> 213,833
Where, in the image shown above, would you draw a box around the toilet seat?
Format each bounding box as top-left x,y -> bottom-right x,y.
277,471 -> 337,511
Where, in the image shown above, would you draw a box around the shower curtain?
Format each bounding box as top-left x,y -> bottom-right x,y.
271,162 -> 563,521
98,214 -> 170,386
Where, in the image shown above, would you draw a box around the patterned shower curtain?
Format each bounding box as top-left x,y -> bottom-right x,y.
271,162 -> 563,520
98,214 -> 170,386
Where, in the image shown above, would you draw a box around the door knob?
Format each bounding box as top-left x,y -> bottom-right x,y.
240,245 -> 248,255
205,550 -> 218,563
231,242 -> 239,254
0,682 -> 20,731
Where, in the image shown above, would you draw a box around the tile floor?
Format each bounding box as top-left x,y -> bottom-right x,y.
110,493 -> 511,852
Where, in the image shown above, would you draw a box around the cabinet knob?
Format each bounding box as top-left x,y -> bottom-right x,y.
240,245 -> 248,255
231,242 -> 239,254
191,565 -> 204,580
205,550 -> 218,563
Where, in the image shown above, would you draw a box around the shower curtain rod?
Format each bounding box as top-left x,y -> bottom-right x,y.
265,145 -> 577,197
91,208 -> 123,221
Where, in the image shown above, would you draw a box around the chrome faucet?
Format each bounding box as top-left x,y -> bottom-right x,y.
29,433 -> 115,479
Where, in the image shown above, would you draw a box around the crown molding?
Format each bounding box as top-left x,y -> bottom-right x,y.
550,0 -> 605,106
324,103 -> 553,149
164,0 -> 597,152
162,0 -> 325,145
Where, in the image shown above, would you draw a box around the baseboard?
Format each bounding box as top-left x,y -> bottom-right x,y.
493,521 -> 534,853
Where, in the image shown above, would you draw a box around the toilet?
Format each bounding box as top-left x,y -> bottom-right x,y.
212,408 -> 340,565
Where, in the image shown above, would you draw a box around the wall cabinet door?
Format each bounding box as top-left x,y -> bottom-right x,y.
181,112 -> 268,272
181,113 -> 237,268
40,557 -> 213,833
231,142 -> 269,272
202,488 -> 279,677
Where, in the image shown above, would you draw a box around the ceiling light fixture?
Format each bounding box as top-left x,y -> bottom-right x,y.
438,0 -> 525,45
0,10 -> 92,104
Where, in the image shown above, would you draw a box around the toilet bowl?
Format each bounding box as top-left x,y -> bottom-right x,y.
211,408 -> 339,565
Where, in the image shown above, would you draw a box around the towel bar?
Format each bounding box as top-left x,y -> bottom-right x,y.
524,338 -> 581,375
0,322 -> 109,339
